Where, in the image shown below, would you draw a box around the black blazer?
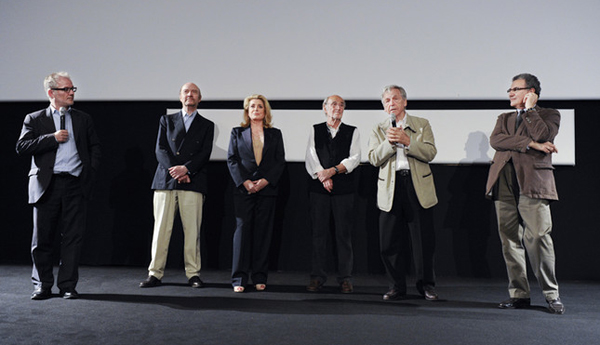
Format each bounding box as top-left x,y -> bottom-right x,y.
16,107 -> 101,204
227,126 -> 285,196
150,111 -> 214,194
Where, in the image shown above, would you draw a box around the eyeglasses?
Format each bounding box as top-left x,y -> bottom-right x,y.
51,87 -> 77,93
506,87 -> 529,93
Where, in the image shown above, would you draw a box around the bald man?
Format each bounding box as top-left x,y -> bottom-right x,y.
140,82 -> 214,288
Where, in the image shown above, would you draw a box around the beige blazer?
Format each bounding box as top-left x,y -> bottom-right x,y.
368,113 -> 438,212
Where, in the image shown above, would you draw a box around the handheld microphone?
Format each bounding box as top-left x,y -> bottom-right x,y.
390,112 -> 396,128
59,107 -> 66,130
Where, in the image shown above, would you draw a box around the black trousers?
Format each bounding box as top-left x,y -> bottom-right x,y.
231,193 -> 277,287
379,170 -> 436,292
309,192 -> 354,284
31,174 -> 85,291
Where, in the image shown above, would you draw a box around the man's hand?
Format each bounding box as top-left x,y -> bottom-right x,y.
54,130 -> 69,143
529,141 -> 558,154
177,175 -> 191,184
524,92 -> 538,109
317,168 -> 336,183
386,127 -> 410,146
169,165 -> 189,180
322,179 -> 333,193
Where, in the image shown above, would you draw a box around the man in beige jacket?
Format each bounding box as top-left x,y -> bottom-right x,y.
368,85 -> 438,301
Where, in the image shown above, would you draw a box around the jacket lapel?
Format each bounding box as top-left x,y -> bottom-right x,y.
43,107 -> 57,133
241,126 -> 253,154
173,111 -> 187,150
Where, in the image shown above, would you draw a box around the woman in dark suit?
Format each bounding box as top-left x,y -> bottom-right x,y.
227,94 -> 285,293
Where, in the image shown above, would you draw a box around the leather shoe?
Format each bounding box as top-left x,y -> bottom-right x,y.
306,279 -> 323,292
31,287 -> 51,300
547,298 -> 565,314
498,297 -> 531,309
139,276 -> 162,288
383,288 -> 406,301
340,280 -> 353,294
423,286 -> 438,301
189,276 -> 204,288
61,290 -> 79,299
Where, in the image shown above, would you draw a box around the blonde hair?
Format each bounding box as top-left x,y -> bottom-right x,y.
241,94 -> 273,128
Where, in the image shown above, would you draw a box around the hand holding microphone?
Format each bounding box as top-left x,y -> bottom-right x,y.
54,107 -> 69,143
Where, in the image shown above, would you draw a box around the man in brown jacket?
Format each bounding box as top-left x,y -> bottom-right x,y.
486,73 -> 564,314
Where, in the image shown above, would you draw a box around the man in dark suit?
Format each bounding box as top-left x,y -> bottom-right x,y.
16,72 -> 101,300
305,95 -> 361,293
139,82 -> 214,289
368,85 -> 439,301
486,73 -> 564,314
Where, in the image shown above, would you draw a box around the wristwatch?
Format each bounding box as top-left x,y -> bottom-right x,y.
333,166 -> 339,174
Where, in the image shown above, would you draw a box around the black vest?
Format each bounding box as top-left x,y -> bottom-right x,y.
309,122 -> 356,195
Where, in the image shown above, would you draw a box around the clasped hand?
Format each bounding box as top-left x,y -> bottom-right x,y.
169,165 -> 190,183
244,178 -> 269,194
386,127 -> 410,146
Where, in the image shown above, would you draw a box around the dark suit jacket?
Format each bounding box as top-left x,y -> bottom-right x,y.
227,126 -> 285,196
150,111 -> 214,194
485,106 -> 560,200
16,107 -> 101,204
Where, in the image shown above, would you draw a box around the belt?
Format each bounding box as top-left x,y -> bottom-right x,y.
54,172 -> 77,178
397,169 -> 410,177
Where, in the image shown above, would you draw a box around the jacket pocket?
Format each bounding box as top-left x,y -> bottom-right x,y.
533,161 -> 555,170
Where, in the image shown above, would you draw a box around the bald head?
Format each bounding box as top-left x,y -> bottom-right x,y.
179,82 -> 201,110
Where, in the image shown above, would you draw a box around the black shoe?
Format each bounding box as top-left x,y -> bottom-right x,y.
423,286 -> 438,301
189,276 -> 204,288
547,298 -> 565,314
139,276 -> 162,288
498,297 -> 531,309
383,288 -> 406,301
31,287 -> 51,300
306,279 -> 323,292
340,280 -> 353,294
61,290 -> 79,299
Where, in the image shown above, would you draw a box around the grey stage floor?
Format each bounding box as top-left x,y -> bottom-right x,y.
1,265 -> 599,345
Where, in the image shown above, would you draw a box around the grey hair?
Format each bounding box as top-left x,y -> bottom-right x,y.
381,85 -> 407,101
44,72 -> 71,96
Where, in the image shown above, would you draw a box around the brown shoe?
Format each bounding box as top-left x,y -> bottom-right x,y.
340,280 -> 353,294
306,279 -> 323,292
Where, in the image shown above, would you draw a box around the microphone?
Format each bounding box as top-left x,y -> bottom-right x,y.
390,112 -> 396,128
59,107 -> 66,130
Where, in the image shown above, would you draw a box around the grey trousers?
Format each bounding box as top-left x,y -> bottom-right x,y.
494,162 -> 559,300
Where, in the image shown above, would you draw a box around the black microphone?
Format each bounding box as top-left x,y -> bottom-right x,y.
59,107 -> 66,130
390,112 -> 396,128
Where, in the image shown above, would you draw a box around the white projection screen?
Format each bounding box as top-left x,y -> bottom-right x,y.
2,1 -> 591,164
1,1 -> 598,101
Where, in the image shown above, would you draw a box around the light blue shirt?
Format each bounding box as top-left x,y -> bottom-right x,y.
50,106 -> 82,176
182,109 -> 197,132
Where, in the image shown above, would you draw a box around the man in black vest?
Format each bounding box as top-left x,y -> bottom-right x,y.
305,95 -> 361,293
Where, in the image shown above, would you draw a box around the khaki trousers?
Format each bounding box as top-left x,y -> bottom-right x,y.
494,162 -> 559,300
148,190 -> 204,280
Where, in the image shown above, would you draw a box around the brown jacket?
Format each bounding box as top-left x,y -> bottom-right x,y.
485,106 -> 560,201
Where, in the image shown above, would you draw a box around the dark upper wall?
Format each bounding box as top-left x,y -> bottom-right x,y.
3,99 -> 599,280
